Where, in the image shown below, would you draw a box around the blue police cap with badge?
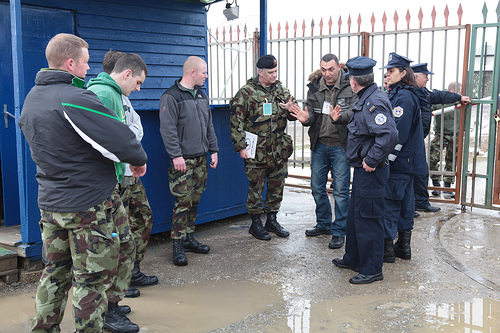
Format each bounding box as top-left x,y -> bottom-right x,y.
381,52 -> 413,69
345,56 -> 377,76
411,63 -> 434,75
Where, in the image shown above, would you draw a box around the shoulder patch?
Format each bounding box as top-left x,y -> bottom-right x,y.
366,99 -> 376,113
393,106 -> 404,118
375,113 -> 387,125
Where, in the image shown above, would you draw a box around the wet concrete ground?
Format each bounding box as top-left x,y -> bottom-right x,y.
1,187 -> 499,332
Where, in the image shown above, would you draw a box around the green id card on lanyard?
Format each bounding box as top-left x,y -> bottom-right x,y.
263,103 -> 272,115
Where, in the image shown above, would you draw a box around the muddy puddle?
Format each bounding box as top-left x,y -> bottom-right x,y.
267,296 -> 500,332
0,280 -> 282,332
1,280 -> 498,332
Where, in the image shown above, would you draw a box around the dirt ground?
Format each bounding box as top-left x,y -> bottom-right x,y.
1,187 -> 499,332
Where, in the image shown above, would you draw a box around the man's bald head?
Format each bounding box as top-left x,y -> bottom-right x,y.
180,56 -> 208,89
183,56 -> 206,75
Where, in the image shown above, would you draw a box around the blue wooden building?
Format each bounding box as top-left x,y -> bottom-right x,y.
0,0 -> 249,262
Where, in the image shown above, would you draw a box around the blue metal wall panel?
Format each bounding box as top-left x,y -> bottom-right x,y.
0,3 -> 74,244
138,106 -> 248,235
1,0 -> 248,258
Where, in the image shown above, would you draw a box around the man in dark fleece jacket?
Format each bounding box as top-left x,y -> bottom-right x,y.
18,33 -> 147,333
159,56 -> 219,267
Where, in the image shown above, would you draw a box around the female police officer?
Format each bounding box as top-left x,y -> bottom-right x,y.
382,53 -> 427,262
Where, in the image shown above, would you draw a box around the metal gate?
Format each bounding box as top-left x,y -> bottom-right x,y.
461,21 -> 500,210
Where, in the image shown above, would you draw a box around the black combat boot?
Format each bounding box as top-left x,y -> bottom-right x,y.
265,212 -> 290,237
130,261 -> 158,287
124,286 -> 140,298
383,238 -> 395,263
173,239 -> 188,266
249,214 -> 271,240
103,302 -> 139,333
443,182 -> 455,199
394,230 -> 412,260
183,233 -> 210,253
431,179 -> 441,196
117,304 -> 131,315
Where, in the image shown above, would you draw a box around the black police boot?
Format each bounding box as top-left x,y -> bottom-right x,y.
394,230 -> 412,260
104,302 -> 139,333
173,239 -> 188,266
265,212 -> 290,237
184,233 -> 210,253
249,214 -> 271,240
383,238 -> 395,263
431,179 -> 441,196
130,261 -> 158,288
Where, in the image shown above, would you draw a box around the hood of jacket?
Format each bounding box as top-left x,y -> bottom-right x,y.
86,72 -> 123,95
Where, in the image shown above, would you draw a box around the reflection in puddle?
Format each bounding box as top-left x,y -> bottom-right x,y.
281,296 -> 500,333
1,282 -> 499,332
0,280 -> 283,333
420,298 -> 500,332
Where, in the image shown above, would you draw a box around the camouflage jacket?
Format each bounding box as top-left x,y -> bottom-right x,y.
230,77 -> 296,167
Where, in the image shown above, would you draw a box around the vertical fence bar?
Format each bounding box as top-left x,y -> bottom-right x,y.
455,24 -> 471,205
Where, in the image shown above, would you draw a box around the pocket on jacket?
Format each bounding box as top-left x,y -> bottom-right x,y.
277,134 -> 293,160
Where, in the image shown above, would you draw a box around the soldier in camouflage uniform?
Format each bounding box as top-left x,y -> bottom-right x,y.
87,53 -> 149,333
18,33 -> 147,333
230,54 -> 297,241
101,51 -> 158,299
160,56 -> 219,266
429,82 -> 469,198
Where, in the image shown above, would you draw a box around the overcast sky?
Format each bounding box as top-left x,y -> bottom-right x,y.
207,0 -> 500,32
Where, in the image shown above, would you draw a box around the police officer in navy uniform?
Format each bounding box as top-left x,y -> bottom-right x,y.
382,53 -> 427,262
332,56 -> 398,284
410,63 -> 441,214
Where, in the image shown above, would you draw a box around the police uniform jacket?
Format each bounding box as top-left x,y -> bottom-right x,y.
387,83 -> 427,175
346,83 -> 398,168
417,87 -> 432,138
302,68 -> 357,151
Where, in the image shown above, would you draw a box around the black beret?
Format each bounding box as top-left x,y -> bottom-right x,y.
256,54 -> 277,69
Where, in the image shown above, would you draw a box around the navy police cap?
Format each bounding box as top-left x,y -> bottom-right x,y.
381,52 -> 413,69
345,56 -> 377,76
256,54 -> 277,69
411,63 -> 434,75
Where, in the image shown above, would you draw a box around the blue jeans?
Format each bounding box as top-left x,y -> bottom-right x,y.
310,142 -> 350,236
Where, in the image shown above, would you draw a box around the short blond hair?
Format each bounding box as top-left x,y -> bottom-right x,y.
45,33 -> 89,68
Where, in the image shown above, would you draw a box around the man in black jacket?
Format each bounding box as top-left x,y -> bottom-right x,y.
19,33 -> 147,333
290,54 -> 357,249
159,56 -> 219,266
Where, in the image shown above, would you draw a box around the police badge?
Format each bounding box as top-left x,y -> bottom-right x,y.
393,106 -> 404,118
375,113 -> 387,125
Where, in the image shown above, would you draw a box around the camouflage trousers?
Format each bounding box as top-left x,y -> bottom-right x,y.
120,177 -> 153,263
244,161 -> 288,214
31,193 -> 122,333
168,155 -> 207,239
429,133 -> 456,184
105,184 -> 137,304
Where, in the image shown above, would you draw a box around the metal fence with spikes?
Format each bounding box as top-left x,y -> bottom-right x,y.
208,2 -> 500,207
